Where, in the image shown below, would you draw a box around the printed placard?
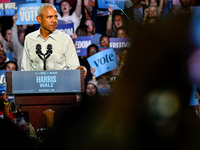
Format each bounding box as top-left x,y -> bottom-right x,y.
56,23 -> 74,36
87,48 -> 118,77
109,37 -> 131,49
0,0 -> 41,16
16,3 -> 43,25
97,0 -> 125,10
76,36 -> 93,56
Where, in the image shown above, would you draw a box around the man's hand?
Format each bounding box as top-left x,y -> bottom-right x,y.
77,66 -> 87,78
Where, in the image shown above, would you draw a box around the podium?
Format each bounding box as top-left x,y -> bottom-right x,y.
6,70 -> 84,130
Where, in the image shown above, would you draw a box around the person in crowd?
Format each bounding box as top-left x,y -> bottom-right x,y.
99,35 -> 110,48
85,83 -> 100,99
58,0 -> 82,32
110,47 -> 129,89
1,61 -> 17,119
173,0 -> 192,14
116,26 -> 129,38
106,6 -> 126,37
84,0 -> 110,35
0,28 -> 16,62
89,67 -> 111,90
142,5 -> 160,25
82,44 -> 98,84
0,50 -> 6,70
85,19 -> 102,46
0,41 -> 4,51
10,14 -> 24,71
145,0 -> 164,15
21,3 -> 86,77
124,0 -> 149,26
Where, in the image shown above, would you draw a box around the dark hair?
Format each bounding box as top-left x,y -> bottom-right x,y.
59,0 -> 73,17
119,47 -> 129,61
116,26 -> 128,37
87,44 -> 98,56
5,61 -> 18,71
85,83 -> 99,97
99,35 -> 109,42
75,24 -> 88,36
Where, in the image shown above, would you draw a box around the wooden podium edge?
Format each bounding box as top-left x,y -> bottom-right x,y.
6,72 -> 12,95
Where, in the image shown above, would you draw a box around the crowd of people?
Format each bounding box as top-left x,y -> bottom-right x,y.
0,0 -> 200,148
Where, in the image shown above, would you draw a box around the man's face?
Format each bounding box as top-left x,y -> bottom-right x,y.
99,37 -> 109,47
131,0 -> 141,5
0,51 -> 6,64
37,7 -> 58,33
6,63 -> 16,71
5,29 -> 11,42
61,2 -> 71,14
180,0 -> 191,7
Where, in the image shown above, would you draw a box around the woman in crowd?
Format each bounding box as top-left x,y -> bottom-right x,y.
143,5 -> 160,25
85,19 -> 102,46
116,26 -> 129,38
106,6 -> 125,37
58,0 -> 82,32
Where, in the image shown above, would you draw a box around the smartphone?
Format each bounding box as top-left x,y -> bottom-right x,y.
16,111 -> 29,135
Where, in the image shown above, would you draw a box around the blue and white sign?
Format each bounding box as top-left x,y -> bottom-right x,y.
0,0 -> 41,16
6,53 -> 13,62
76,36 -> 93,56
87,48 -> 118,77
110,37 -> 131,49
56,23 -> 74,36
16,3 -> 43,25
97,0 -> 125,10
0,70 -> 6,95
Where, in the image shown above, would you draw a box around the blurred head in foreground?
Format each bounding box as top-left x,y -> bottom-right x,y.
40,13 -> 200,150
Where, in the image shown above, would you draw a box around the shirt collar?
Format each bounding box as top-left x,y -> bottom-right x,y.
36,28 -> 57,41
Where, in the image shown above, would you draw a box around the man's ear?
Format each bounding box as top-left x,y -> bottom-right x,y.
36,16 -> 42,24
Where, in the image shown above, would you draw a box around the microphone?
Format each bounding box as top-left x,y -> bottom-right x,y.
36,44 -> 43,60
45,44 -> 53,59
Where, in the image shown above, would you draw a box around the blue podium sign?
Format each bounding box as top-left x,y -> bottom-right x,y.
11,70 -> 82,94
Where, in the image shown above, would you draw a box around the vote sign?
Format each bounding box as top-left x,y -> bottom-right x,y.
87,48 -> 118,77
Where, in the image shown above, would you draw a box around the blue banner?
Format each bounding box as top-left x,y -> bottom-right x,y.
109,37 -> 131,49
0,0 -> 41,16
6,53 -> 13,62
97,0 -> 125,10
56,23 -> 74,36
87,48 -> 118,77
16,3 -> 42,25
0,70 -> 6,95
76,36 -> 93,56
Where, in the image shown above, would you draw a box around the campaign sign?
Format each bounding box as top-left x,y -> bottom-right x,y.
16,3 -> 42,25
97,0 -> 125,10
6,53 -> 13,62
87,48 -> 118,77
0,0 -> 41,16
76,36 -> 93,56
110,37 -> 131,49
189,84 -> 198,106
56,23 -> 74,36
11,70 -> 81,94
0,70 -> 6,95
